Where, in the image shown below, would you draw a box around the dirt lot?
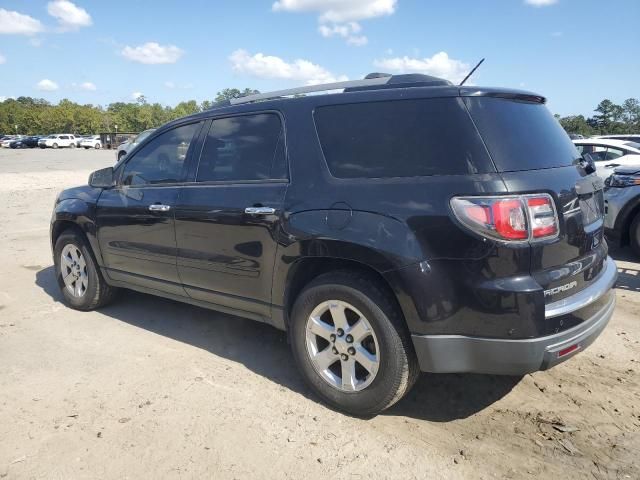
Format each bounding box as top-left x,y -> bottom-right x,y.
0,147 -> 638,479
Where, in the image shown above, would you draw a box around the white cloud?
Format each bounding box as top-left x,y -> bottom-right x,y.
0,53 -> 5,64
273,0 -> 396,46
79,81 -> 96,91
373,52 -> 470,84
524,0 -> 558,6
229,49 -> 347,85
318,21 -> 367,46
164,81 -> 175,88
121,42 -> 184,64
131,91 -> 143,100
0,8 -> 44,35
47,0 -> 92,31
36,79 -> 59,91
273,0 -> 396,22
347,35 -> 367,46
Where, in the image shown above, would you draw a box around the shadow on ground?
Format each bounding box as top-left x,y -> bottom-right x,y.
610,246 -> 640,293
36,265 -> 519,421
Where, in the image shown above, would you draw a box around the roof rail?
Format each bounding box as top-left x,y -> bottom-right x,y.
229,76 -> 392,105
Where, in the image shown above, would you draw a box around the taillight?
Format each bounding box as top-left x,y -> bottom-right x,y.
450,194 -> 559,242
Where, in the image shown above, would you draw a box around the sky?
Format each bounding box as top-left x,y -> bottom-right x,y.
0,0 -> 638,116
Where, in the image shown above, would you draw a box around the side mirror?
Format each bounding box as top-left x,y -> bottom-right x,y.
89,167 -> 115,188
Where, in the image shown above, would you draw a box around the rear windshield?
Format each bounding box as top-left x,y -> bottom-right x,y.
314,98 -> 493,178
464,97 -> 579,172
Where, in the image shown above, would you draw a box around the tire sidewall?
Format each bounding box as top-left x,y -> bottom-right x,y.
290,281 -> 409,415
631,213 -> 640,257
54,232 -> 100,310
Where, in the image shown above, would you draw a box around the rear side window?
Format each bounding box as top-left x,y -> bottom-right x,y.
464,97 -> 579,172
196,113 -> 286,182
314,98 -> 493,178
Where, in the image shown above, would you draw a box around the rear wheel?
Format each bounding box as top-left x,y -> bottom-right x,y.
95,143 -> 101,149
290,271 -> 419,416
69,142 -> 76,149
54,230 -> 118,310
117,151 -> 126,161
630,212 -> 640,257
52,143 -> 58,149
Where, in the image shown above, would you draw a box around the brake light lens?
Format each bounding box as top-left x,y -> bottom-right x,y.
450,194 -> 559,242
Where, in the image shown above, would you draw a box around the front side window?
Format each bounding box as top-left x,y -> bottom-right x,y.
196,113 -> 286,182
121,123 -> 199,186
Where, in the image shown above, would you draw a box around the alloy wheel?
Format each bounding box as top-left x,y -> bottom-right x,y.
305,300 -> 380,392
60,244 -> 88,298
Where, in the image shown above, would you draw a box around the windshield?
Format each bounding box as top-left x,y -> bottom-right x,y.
624,142 -> 640,150
465,96 -> 580,172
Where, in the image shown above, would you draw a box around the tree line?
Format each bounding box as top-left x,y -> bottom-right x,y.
556,98 -> 639,136
0,88 -> 258,136
1,89 -> 638,136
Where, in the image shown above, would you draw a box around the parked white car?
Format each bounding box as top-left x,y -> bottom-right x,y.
116,128 -> 155,161
39,134 -> 78,149
573,138 -> 640,179
1,136 -> 20,148
80,135 -> 102,149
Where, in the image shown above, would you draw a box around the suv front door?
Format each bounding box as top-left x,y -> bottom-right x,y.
96,122 -> 202,295
174,112 -> 288,319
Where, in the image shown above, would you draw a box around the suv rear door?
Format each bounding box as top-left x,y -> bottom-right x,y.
174,112 -> 288,319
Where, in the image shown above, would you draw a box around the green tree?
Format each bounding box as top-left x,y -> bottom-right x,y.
214,88 -> 259,103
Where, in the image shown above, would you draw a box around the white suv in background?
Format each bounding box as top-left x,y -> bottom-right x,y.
38,134 -> 78,149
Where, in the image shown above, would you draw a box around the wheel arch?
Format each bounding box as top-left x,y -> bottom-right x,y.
615,196 -> 640,246
51,199 -> 104,266
278,255 -> 410,334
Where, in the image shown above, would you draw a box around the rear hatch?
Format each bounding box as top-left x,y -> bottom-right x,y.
464,93 -> 608,308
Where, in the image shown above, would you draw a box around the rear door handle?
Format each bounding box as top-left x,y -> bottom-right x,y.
148,204 -> 171,212
244,206 -> 276,215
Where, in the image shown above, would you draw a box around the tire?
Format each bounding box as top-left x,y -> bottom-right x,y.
290,271 -> 419,416
630,213 -> 640,257
53,230 -> 118,310
95,143 -> 101,149
84,146 -> 89,149
69,143 -> 76,149
117,151 -> 126,161
52,143 -> 58,149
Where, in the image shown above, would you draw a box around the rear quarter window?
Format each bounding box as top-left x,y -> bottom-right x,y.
464,97 -> 579,172
314,97 -> 494,179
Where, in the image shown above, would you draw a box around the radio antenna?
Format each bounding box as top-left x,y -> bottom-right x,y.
459,58 -> 485,86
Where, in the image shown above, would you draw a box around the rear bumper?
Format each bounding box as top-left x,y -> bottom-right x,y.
411,256 -> 617,375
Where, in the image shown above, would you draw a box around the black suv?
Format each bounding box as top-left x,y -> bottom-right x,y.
51,74 -> 617,415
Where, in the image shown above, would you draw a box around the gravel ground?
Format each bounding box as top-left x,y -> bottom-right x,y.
0,147 -> 638,479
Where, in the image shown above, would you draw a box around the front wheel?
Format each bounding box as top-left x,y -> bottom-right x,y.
290,271 -> 419,416
52,143 -> 58,149
54,230 -> 118,310
95,143 -> 101,149
69,143 -> 76,149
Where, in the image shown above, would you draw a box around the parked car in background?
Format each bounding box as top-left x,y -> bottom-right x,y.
568,133 -> 585,140
9,136 -> 40,148
604,165 -> 640,256
596,134 -> 640,143
2,135 -> 21,148
51,73 -> 616,415
39,134 -> 78,149
116,128 -> 155,161
80,135 -> 102,149
573,138 -> 640,179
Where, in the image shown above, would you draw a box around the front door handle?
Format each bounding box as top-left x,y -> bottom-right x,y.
148,204 -> 171,212
244,206 -> 276,215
